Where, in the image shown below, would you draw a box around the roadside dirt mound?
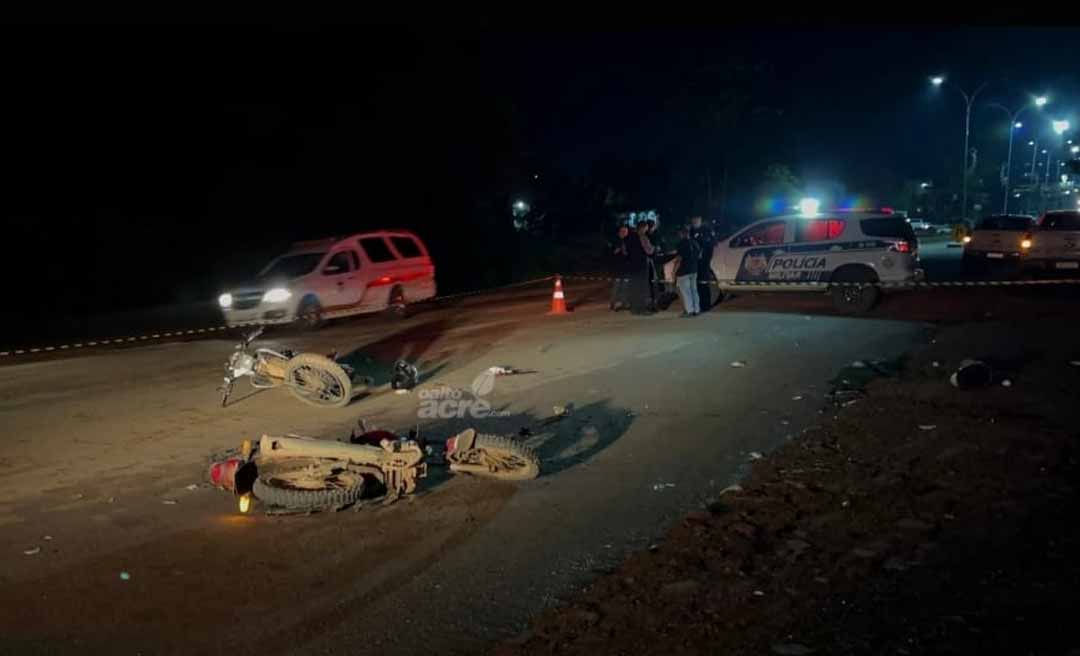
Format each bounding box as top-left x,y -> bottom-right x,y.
496,328 -> 1080,655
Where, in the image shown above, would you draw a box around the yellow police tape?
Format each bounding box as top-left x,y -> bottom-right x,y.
0,276 -> 557,358
5,272 -> 1080,357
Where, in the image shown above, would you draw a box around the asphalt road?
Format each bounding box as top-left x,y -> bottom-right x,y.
0,244 -> 988,655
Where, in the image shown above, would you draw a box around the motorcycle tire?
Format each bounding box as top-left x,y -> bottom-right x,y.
284,354 -> 353,408
466,434 -> 541,481
252,459 -> 365,510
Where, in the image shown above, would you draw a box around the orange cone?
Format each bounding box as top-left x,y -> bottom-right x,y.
548,275 -> 569,314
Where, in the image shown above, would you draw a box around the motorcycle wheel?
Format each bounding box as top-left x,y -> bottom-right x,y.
252,458 -> 365,510
284,354 -> 353,408
459,434 -> 541,481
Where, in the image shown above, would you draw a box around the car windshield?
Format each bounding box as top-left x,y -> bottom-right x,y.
860,217 -> 916,240
977,216 -> 1032,231
258,252 -> 326,279
1040,212 -> 1080,230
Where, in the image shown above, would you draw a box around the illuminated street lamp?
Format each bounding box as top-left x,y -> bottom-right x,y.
930,74 -> 990,220
1053,119 -> 1070,135
1071,145 -> 1080,155
988,97 -> 1047,213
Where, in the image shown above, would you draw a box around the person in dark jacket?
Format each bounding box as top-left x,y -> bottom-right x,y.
674,226 -> 701,316
689,215 -> 716,312
610,224 -> 630,311
625,222 -> 656,314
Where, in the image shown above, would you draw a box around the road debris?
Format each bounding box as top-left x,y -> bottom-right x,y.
748,451 -> 764,460
1002,379 -> 1013,388
391,360 -> 419,390
932,361 -> 941,368
486,365 -> 536,376
730,361 -> 747,368
1070,361 -> 1080,367
918,424 -> 937,431
791,395 -> 803,401
23,547 -> 40,556
651,483 -> 676,491
851,360 -> 867,368
42,535 -> 53,541
162,499 -> 178,505
185,484 -> 199,491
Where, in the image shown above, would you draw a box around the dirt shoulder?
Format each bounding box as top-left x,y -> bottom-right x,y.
495,310 -> 1080,655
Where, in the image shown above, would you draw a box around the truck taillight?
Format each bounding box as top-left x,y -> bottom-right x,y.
891,240 -> 912,254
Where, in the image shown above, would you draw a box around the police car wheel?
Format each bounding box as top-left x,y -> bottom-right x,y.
830,283 -> 879,315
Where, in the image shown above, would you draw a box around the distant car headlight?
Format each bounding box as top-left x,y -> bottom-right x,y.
218,293 -> 233,308
1021,239 -> 1032,249
962,235 -> 972,244
262,288 -> 292,303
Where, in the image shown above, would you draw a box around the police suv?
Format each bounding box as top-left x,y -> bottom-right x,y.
707,210 -> 923,313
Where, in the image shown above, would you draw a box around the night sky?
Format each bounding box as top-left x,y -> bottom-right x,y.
2,23 -> 1077,336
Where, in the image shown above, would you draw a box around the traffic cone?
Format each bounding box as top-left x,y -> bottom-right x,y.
548,275 -> 569,315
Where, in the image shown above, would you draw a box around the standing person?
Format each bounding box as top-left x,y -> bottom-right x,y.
624,221 -> 655,315
609,224 -> 630,311
644,219 -> 661,310
689,215 -> 716,312
673,226 -> 701,317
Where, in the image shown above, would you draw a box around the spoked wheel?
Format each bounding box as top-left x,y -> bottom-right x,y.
284,354 -> 353,408
455,434 -> 541,481
252,458 -> 365,510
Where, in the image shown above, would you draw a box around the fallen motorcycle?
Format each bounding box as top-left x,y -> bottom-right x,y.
208,426 -> 540,513
219,327 -> 355,408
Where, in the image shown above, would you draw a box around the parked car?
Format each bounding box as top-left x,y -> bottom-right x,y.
664,209 -> 923,314
906,217 -> 933,233
218,230 -> 436,328
961,214 -> 1035,271
1024,211 -> 1080,275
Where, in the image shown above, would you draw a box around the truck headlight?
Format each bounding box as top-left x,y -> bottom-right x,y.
218,293 -> 233,308
262,288 -> 292,303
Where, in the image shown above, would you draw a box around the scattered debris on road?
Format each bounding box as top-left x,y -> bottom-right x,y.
162,499 -> 178,505
748,451 -> 764,460
496,323 -> 1080,656
791,395 -> 803,401
185,484 -> 199,491
730,360 -> 747,368
651,483 -> 676,491
23,547 -> 40,556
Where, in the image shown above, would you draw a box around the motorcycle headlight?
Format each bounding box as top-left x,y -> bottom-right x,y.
218,293 -> 233,308
262,287 -> 292,303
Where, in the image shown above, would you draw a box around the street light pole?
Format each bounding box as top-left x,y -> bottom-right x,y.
931,77 -> 990,222
988,97 -> 1046,214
